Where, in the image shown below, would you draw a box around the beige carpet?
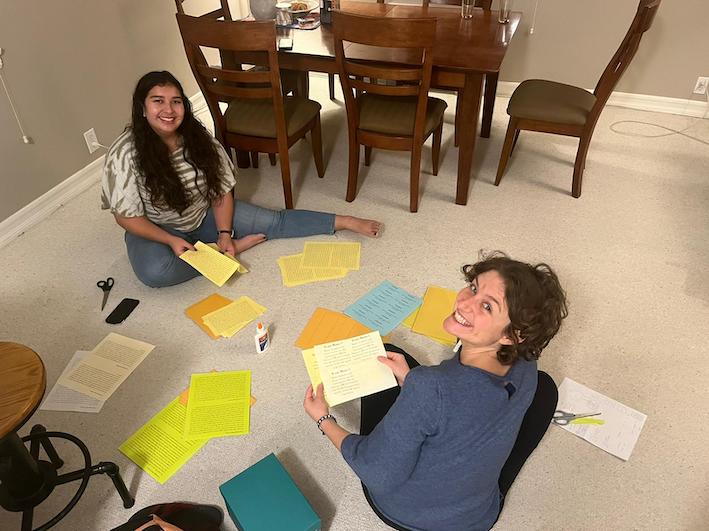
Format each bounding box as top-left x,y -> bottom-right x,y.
1,75 -> 708,530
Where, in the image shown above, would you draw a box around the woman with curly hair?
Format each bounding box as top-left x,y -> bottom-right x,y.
101,71 -> 380,287
303,252 -> 568,531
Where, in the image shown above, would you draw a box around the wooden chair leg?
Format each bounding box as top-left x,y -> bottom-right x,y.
481,72 -> 498,138
346,138 -> 360,202
572,134 -> 592,198
409,145 -> 423,213
250,151 -> 259,168
454,93 -> 461,147
494,118 -> 518,186
278,144 -> 294,209
268,153 -> 277,166
511,129 -> 520,155
432,122 -> 443,176
311,115 -> 325,178
364,146 -> 372,166
328,74 -> 336,100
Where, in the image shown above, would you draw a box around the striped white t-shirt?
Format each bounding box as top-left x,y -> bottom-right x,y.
100,128 -> 236,232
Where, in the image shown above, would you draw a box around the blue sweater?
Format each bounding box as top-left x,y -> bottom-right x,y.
341,355 -> 537,531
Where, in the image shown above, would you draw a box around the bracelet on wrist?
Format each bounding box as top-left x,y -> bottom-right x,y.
316,414 -> 336,434
218,229 -> 234,238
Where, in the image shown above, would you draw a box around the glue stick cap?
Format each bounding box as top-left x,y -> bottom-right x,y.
257,322 -> 264,331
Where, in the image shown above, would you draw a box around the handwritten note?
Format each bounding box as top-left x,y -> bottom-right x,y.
312,331 -> 396,407
119,397 -> 208,484
184,371 -> 252,440
344,281 -> 422,335
179,241 -> 240,287
301,242 -> 361,270
58,333 -> 154,401
557,378 -> 647,461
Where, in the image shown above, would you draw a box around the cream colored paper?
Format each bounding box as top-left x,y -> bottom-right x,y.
301,348 -> 322,390
119,397 -> 208,484
58,333 -> 154,401
184,371 -> 251,440
278,254 -> 348,287
40,351 -> 104,413
301,242 -> 361,270
313,331 -> 396,407
178,241 -> 239,287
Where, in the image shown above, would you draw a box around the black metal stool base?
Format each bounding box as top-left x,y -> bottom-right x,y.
0,424 -> 135,531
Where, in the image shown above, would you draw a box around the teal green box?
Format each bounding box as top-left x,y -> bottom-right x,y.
219,453 -> 321,531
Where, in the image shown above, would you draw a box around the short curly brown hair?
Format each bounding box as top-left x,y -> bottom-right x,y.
462,251 -> 568,366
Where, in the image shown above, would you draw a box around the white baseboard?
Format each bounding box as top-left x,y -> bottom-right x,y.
497,81 -> 708,118
0,156 -> 105,249
2,84 -> 704,249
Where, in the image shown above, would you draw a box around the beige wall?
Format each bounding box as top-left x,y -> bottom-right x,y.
0,0 -> 705,223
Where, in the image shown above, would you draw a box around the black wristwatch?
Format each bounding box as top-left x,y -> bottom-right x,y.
218,229 -> 234,238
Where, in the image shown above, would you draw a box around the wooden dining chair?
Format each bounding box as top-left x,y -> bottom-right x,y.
494,0 -> 661,198
333,11 -> 446,212
176,14 -> 325,209
175,0 -> 309,170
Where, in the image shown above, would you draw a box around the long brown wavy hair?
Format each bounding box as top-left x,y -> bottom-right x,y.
130,71 -> 224,214
462,251 -> 568,365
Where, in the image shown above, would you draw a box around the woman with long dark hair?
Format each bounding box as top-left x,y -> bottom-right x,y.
102,71 -> 380,287
303,252 -> 568,530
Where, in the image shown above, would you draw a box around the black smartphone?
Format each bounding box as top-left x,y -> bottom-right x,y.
106,298 -> 140,324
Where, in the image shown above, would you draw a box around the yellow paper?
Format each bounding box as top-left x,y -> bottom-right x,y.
179,373 -> 256,407
119,397 -> 208,484
206,243 -> 248,273
411,286 -> 457,346
201,296 -> 266,338
313,331 -> 397,407
185,294 -> 233,339
278,254 -> 348,287
184,371 -> 252,440
58,333 -> 155,401
301,348 -> 322,390
401,307 -> 419,329
295,307 -> 373,349
301,242 -> 361,270
179,241 -> 239,287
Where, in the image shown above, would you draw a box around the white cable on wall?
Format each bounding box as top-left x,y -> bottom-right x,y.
0,49 -> 32,144
529,0 -> 540,35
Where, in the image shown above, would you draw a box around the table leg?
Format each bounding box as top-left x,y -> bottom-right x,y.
481,72 -> 498,138
456,72 -> 483,205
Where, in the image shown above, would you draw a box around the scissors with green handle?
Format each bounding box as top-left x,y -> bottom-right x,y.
552,410 -> 601,425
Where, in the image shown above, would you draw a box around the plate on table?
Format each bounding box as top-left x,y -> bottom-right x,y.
289,0 -> 319,15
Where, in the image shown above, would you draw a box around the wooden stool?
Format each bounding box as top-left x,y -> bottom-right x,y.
0,342 -> 134,530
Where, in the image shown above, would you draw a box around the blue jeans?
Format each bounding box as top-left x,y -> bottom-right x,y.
125,200 -> 335,287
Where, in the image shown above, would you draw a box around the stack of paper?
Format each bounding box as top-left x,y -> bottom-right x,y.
187,295 -> 266,339
120,370 -> 255,484
301,331 -> 396,407
295,307 -> 373,349
179,241 -> 248,287
57,333 -> 155,402
344,280 -> 422,335
403,286 -> 457,346
278,242 -> 360,287
40,351 -> 105,413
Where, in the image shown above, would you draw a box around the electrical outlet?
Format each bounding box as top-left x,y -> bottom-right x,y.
693,76 -> 709,95
83,128 -> 99,154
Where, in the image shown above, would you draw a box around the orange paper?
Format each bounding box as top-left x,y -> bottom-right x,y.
295,307 -> 373,349
185,294 -> 233,339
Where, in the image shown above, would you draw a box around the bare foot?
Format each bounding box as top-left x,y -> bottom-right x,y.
334,215 -> 382,238
233,233 -> 267,253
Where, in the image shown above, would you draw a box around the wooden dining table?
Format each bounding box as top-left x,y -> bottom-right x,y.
276,1 -> 520,206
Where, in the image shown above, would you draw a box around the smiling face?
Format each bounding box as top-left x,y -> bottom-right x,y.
143,84 -> 184,144
443,270 -> 513,353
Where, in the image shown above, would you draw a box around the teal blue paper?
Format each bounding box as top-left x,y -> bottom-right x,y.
344,280 -> 423,335
220,453 -> 320,531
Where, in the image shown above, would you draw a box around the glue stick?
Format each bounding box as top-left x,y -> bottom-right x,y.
254,322 -> 270,353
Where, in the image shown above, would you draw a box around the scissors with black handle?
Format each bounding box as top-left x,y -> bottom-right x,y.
97,277 -> 114,311
552,410 -> 601,426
